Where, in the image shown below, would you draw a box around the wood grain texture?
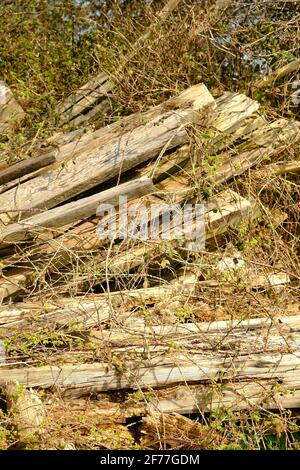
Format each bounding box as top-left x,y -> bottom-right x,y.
0,315 -> 300,399
0,176 -> 155,243
0,188 -> 255,301
0,152 -> 56,186
0,84 -> 215,225
0,82 -> 25,135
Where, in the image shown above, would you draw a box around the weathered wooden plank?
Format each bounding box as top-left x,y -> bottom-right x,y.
4,91 -> 254,203
254,58 -> 300,89
162,117 -> 300,200
54,92 -> 258,169
2,314 -> 300,412
208,118 -> 300,186
0,281 -> 198,330
0,82 -> 25,135
147,380 -> 300,414
0,187 -> 256,301
91,312 -> 300,349
0,84 -> 215,226
0,317 -> 300,398
0,152 -> 56,187
1,98 -> 261,259
212,92 -> 260,135
56,0 -> 182,126
63,189 -> 256,285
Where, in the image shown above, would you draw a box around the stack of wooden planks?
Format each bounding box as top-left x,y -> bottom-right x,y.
0,77 -> 299,447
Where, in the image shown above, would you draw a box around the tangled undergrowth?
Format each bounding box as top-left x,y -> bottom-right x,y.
0,0 -> 299,451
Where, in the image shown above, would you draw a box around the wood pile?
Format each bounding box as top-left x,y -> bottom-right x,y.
0,75 -> 299,448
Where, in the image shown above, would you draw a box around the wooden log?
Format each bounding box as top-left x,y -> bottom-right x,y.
204,118 -> 300,187
0,176 -> 155,243
212,92 -> 260,135
60,189 -> 257,288
158,117 -> 300,204
0,165 -> 52,196
139,93 -> 260,187
0,128 -> 95,196
44,126 -> 93,147
147,379 -> 300,414
52,367 -> 300,419
254,58 -> 300,90
46,366 -> 300,417
5,380 -> 45,445
0,187 -> 256,300
90,312 -> 300,351
0,88 -> 261,261
0,278 -> 201,330
2,91 -> 255,202
0,273 -> 293,331
253,160 -> 300,178
61,189 -> 256,289
129,92 -> 261,198
0,84 -> 215,226
140,412 -> 223,449
0,152 -> 56,187
56,91 -> 258,172
0,91 -> 263,298
0,82 -> 25,135
0,315 -> 300,399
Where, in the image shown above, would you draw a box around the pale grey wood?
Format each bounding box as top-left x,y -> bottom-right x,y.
0,176 -> 154,243
255,58 -> 300,89
5,380 -> 46,443
0,82 -> 25,135
212,92 -> 260,135
205,118 -> 300,186
148,380 -> 300,414
0,187 -> 255,301
0,298 -> 112,330
0,84 -> 215,226
0,344 -> 299,398
55,92 -> 258,167
0,280 -> 197,330
0,340 -> 5,364
1,314 -> 300,409
44,189 -> 257,293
